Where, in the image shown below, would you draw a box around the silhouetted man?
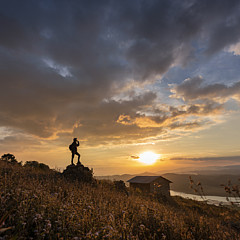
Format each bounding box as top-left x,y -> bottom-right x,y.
69,138 -> 81,165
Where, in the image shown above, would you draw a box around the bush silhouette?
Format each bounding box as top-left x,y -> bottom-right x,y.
1,153 -> 18,164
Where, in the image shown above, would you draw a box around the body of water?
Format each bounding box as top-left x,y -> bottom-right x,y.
170,190 -> 240,206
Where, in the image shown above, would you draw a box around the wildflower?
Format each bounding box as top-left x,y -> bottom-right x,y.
95,231 -> 100,236
35,214 -> 42,219
123,223 -> 127,229
162,233 -> 166,239
109,213 -> 115,222
139,224 -> 145,230
104,233 -> 112,238
86,231 -> 92,237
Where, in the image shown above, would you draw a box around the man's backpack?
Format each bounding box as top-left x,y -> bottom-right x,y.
69,144 -> 73,151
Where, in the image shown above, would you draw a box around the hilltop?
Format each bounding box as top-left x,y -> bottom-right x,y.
1,159 -> 240,239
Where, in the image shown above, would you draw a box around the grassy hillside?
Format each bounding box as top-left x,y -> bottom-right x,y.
1,160 -> 240,239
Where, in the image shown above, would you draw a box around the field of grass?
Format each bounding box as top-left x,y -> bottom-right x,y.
1,160 -> 240,239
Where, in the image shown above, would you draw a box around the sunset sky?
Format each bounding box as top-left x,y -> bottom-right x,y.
1,0 -> 240,175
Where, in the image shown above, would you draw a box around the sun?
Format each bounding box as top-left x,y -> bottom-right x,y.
138,151 -> 160,165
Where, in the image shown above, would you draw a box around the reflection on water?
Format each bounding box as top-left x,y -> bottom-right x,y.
170,190 -> 240,206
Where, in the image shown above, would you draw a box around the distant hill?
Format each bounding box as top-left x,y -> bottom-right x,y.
163,173 -> 240,197
95,171 -> 158,183
96,170 -> 240,197
194,165 -> 240,175
157,165 -> 240,175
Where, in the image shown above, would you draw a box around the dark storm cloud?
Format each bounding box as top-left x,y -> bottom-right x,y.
1,0 -> 240,144
171,76 -> 240,102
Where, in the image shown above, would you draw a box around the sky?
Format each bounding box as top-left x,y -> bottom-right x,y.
0,0 -> 240,175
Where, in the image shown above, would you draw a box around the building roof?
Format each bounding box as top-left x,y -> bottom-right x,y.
127,176 -> 172,184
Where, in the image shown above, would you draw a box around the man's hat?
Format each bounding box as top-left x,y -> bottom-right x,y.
73,137 -> 77,141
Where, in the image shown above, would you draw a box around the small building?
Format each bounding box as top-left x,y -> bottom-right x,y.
127,176 -> 172,197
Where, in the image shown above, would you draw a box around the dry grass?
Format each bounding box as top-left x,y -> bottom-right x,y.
1,160 -> 240,239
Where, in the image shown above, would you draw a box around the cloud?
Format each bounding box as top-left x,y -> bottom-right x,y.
0,0 -> 240,148
131,155 -> 139,160
117,102 -> 223,128
171,156 -> 240,162
0,133 -> 42,153
170,76 -> 240,103
228,42 -> 240,55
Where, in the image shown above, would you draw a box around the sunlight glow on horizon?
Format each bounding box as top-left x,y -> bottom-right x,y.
137,151 -> 160,165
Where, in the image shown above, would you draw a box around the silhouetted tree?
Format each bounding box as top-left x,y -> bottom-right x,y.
1,153 -> 18,164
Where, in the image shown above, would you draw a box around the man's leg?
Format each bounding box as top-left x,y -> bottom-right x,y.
71,152 -> 75,165
76,152 -> 81,164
